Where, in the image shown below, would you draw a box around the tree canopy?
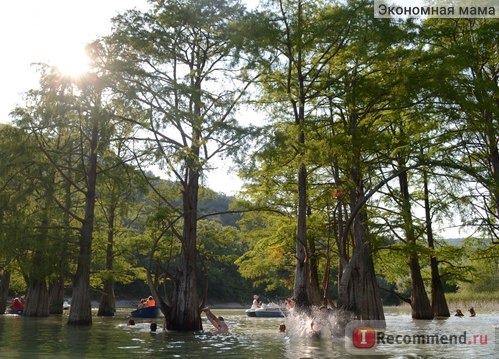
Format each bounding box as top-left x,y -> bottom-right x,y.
0,0 -> 497,329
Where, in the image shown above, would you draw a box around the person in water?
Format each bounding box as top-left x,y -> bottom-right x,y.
309,320 -> 321,337
150,322 -> 158,332
455,309 -> 464,317
469,307 -> 476,317
202,307 -> 228,332
285,297 -> 296,314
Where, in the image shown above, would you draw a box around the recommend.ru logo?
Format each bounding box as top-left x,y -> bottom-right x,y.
345,320 -> 496,356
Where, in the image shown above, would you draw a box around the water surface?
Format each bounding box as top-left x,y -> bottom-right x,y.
0,308 -> 496,358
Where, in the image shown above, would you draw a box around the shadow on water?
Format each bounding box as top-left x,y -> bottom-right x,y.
0,308 -> 497,358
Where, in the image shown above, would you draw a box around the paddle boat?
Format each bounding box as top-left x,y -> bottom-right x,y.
7,308 -> 23,315
130,306 -> 161,318
246,303 -> 286,318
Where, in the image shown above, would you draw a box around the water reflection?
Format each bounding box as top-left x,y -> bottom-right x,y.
0,309 -> 496,358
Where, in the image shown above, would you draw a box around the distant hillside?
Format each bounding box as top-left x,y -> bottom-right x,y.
198,192 -> 240,228
443,237 -> 465,246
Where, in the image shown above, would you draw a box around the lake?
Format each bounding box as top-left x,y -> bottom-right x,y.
0,307 -> 497,358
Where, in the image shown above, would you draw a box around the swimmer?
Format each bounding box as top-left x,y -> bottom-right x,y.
202,307 -> 228,333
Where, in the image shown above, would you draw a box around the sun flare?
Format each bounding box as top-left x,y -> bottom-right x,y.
51,45 -> 91,78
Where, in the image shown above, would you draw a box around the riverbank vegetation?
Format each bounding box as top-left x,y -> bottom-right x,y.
0,0 -> 497,330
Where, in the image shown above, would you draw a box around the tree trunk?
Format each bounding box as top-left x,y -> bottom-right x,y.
50,164 -> 73,315
68,224 -> 94,325
291,1 -> 312,310
97,280 -> 115,317
166,171 -> 202,331
334,196 -> 348,299
68,115 -> 99,326
423,170 -> 450,317
294,162 -> 310,309
0,271 -> 11,314
24,278 -> 49,317
409,254 -> 433,319
338,205 -> 385,320
308,234 -> 321,305
399,169 -> 433,319
337,160 -> 384,320
430,257 -> 449,317
25,171 -> 54,317
48,278 -> 65,314
98,206 -> 116,317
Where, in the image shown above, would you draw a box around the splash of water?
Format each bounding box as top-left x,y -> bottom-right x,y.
282,305 -> 353,338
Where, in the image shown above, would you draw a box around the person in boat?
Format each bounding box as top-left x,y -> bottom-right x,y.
10,297 -> 24,312
137,298 -> 147,309
146,296 -> 156,307
202,307 -> 228,333
469,307 -> 476,317
251,295 -> 262,309
455,309 -> 464,317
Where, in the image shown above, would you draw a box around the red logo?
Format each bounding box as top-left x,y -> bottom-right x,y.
352,326 -> 376,348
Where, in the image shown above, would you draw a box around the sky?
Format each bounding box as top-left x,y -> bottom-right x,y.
0,1 -> 472,237
0,0 -> 243,195
0,0 -> 150,123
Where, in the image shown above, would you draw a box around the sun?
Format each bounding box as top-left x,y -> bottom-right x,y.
51,44 -> 91,78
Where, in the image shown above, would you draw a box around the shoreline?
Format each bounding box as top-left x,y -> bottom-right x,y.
109,299 -> 499,313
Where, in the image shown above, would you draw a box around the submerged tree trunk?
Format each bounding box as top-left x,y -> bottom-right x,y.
338,200 -> 385,320
68,114 -> 99,326
399,169 -> 433,319
430,257 -> 449,317
338,160 -> 384,320
25,170 -> 54,317
0,271 -> 11,314
166,170 -> 202,331
166,92 -> 202,330
48,278 -> 65,314
24,278 -> 49,317
50,162 -> 73,315
408,254 -> 432,319
98,205 -> 117,317
308,234 -> 322,305
97,280 -> 115,317
68,221 -> 94,325
423,170 -> 450,317
294,161 -> 310,309
334,194 -> 348,302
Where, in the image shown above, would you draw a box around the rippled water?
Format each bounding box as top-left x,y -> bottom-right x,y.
0,308 -> 497,358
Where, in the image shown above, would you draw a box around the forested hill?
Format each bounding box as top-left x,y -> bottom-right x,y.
198,189 -> 241,228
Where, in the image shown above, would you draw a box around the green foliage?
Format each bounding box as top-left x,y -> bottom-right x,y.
235,211 -> 295,292
456,237 -> 499,292
1,1 -> 497,314
445,290 -> 499,304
